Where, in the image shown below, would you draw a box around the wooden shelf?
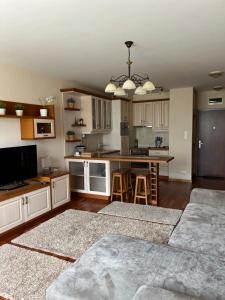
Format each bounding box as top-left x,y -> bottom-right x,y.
0,100 -> 55,119
66,139 -> 81,143
72,124 -> 86,127
64,107 -> 80,111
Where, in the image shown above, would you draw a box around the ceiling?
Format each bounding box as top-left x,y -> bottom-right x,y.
1,0 -> 225,92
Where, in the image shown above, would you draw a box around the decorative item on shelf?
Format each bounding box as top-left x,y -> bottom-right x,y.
39,96 -> 55,117
66,130 -> 75,141
105,41 -> 155,97
15,103 -> 24,117
67,98 -> 75,109
73,117 -> 85,127
78,118 -> 84,125
155,136 -> 163,148
0,101 -> 6,115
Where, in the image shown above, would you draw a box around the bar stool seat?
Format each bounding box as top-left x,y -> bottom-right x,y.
134,172 -> 151,205
111,169 -> 129,202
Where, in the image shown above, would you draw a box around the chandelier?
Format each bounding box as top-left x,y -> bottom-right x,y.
105,41 -> 155,96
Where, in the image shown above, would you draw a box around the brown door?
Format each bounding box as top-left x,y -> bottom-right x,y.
197,110 -> 225,178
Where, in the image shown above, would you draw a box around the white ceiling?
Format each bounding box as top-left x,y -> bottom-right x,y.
1,0 -> 225,92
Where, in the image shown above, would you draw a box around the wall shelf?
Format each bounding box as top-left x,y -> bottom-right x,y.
72,124 -> 86,127
64,107 -> 80,111
0,100 -> 55,119
65,139 -> 81,143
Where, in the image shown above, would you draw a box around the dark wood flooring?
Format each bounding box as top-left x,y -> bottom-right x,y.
0,177 -> 225,246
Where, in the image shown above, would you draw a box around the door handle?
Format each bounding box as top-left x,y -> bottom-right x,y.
198,140 -> 204,149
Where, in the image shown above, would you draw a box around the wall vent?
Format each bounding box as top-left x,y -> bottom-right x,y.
208,97 -> 223,105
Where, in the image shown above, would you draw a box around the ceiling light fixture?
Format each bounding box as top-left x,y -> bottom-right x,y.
208,70 -> 224,78
105,41 -> 155,96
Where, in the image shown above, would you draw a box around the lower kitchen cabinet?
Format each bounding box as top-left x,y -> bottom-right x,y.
0,186 -> 51,234
51,174 -> 70,209
67,159 -> 110,196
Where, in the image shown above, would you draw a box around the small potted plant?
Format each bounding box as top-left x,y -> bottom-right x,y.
66,130 -> 75,141
67,98 -> 75,109
0,101 -> 6,116
39,96 -> 55,117
15,103 -> 24,117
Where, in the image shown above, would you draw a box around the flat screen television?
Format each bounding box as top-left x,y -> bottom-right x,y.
0,145 -> 37,190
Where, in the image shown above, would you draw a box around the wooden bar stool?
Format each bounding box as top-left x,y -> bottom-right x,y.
134,173 -> 151,205
111,169 -> 128,202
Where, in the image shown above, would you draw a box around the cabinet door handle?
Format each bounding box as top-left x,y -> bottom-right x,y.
25,196 -> 28,205
52,182 -> 55,189
22,197 -> 25,205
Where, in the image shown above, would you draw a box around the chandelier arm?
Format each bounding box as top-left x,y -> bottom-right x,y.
111,74 -> 129,83
131,74 -> 150,81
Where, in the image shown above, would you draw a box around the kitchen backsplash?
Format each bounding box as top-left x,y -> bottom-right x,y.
83,134 -> 103,151
135,127 -> 169,147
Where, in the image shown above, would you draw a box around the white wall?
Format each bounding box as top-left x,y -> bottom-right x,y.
0,63 -> 93,171
169,87 -> 194,181
197,89 -> 225,110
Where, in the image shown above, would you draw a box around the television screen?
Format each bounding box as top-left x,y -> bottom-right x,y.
0,145 -> 37,188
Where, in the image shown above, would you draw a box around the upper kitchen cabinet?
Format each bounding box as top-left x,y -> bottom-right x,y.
81,96 -> 112,134
153,100 -> 169,131
132,102 -> 153,127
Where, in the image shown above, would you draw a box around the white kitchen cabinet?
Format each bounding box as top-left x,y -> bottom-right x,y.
103,100 -> 112,130
68,159 -> 110,196
133,102 -> 153,127
0,186 -> 51,234
0,197 -> 24,234
144,102 -> 153,126
51,175 -> 70,209
25,187 -> 51,221
133,103 -> 143,126
81,96 -> 112,134
153,101 -> 169,131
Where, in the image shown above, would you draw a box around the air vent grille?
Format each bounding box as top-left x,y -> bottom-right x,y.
208,97 -> 223,105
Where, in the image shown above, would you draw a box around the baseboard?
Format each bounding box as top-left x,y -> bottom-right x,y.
72,192 -> 110,201
169,178 -> 192,183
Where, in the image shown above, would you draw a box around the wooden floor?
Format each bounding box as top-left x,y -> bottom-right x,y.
0,177 -> 225,246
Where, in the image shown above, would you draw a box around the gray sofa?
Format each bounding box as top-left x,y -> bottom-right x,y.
46,188 -> 225,300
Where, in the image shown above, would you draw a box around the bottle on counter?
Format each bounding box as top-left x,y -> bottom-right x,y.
134,139 -> 138,148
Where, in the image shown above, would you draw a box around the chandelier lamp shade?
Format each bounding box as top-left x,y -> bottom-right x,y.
105,41 -> 155,96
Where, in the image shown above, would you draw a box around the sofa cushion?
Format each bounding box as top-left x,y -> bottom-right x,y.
46,235 -> 225,300
169,219 -> 225,259
133,286 -> 199,300
181,202 -> 225,225
190,188 -> 225,208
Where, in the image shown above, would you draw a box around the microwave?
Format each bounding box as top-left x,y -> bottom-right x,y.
34,119 -> 55,138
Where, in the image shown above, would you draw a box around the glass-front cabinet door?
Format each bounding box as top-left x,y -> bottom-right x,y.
67,159 -> 110,196
103,100 -> 112,130
87,161 -> 110,195
69,161 -> 86,192
92,97 -> 103,131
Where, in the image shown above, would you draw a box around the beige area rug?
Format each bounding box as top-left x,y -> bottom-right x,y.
0,244 -> 70,300
98,201 -> 182,225
12,209 -> 174,259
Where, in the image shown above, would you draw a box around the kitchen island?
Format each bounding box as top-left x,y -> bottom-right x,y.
65,154 -> 174,206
